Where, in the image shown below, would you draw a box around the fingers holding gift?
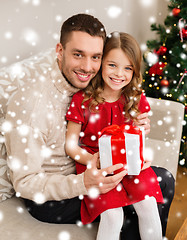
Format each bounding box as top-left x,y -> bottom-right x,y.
141,160 -> 151,171
135,112 -> 150,134
98,167 -> 127,194
84,162 -> 127,195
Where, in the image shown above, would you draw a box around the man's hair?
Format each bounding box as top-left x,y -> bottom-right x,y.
60,13 -> 106,47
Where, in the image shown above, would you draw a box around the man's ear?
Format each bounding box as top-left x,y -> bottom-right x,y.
56,43 -> 63,61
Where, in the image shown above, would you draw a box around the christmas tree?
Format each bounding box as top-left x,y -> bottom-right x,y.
143,0 -> 187,167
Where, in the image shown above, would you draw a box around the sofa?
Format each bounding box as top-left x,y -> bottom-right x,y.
0,49 -> 184,240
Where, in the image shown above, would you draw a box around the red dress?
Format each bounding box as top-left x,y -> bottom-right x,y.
66,91 -> 164,224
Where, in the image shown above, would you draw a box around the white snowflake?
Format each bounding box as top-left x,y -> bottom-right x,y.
91,135 -> 96,141
17,206 -> 24,214
144,147 -> 154,162
88,187 -> 99,199
9,157 -> 21,171
79,131 -> 84,137
1,121 -> 13,133
140,0 -> 153,7
79,195 -> 84,200
75,155 -> 80,161
140,43 -> 147,51
149,16 -> 156,24
87,162 -> 92,169
144,195 -> 150,200
127,150 -> 133,156
23,165 -> 29,170
157,120 -> 163,126
55,15 -> 62,22
24,148 -> 30,154
165,142 -> 170,147
92,170 -> 98,176
33,192 -> 45,204
146,52 -> 158,65
120,149 -> 125,154
40,146 -> 52,158
86,223 -> 93,228
157,176 -> 162,182
107,5 -> 122,18
73,179 -> 77,184
58,231 -> 71,240
179,159 -> 185,165
134,179 -> 139,184
4,31 -> 13,39
16,192 -> 21,197
0,211 -> 3,222
102,171 -> 107,177
1,56 -> 8,63
116,183 -> 122,191
124,125 -> 130,131
161,87 -> 169,94
176,212 -> 182,218
22,28 -> 39,46
76,220 -> 83,227
32,0 -> 41,7
18,124 -> 29,136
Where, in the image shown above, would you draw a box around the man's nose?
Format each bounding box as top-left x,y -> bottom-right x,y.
81,58 -> 92,73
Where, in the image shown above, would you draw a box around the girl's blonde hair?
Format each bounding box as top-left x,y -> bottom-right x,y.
83,32 -> 143,121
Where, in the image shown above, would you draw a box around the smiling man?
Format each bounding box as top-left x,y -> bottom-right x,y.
5,13 -> 174,239
56,31 -> 103,89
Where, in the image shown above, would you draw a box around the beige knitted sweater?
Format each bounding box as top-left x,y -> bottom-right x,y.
5,50 -> 88,202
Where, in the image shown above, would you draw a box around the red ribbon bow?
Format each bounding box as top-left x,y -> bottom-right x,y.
100,124 -> 142,137
100,125 -> 122,137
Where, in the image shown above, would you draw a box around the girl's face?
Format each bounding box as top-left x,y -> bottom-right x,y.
102,48 -> 133,95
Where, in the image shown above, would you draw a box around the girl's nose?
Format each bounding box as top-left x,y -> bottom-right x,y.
115,68 -> 123,77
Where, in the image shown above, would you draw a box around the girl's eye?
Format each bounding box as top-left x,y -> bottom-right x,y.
109,64 -> 116,67
125,67 -> 133,71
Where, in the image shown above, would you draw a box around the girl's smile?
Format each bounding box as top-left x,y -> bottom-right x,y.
109,77 -> 126,84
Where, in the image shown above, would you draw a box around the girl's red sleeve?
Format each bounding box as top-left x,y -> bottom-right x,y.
138,93 -> 151,113
66,91 -> 85,124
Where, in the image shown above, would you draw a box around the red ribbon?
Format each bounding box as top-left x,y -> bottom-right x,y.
100,124 -> 142,137
100,124 -> 122,137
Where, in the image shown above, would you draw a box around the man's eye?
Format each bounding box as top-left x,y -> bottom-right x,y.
74,53 -> 82,58
93,56 -> 101,60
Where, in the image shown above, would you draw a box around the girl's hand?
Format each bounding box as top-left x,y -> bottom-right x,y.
135,112 -> 150,135
141,160 -> 151,171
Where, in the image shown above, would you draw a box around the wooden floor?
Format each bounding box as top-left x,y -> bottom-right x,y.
165,166 -> 187,240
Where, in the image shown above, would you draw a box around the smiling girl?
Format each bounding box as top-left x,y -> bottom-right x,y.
65,32 -> 163,240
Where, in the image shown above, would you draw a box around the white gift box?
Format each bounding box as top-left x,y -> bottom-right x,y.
98,124 -> 145,175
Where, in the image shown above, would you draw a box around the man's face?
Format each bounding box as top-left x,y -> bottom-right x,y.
57,31 -> 104,89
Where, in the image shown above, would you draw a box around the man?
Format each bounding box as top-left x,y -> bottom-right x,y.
5,13 -> 174,238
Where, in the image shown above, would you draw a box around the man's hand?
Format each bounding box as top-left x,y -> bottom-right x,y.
135,112 -> 150,135
84,153 -> 127,194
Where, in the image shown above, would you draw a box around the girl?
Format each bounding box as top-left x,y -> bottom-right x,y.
65,32 -> 163,240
